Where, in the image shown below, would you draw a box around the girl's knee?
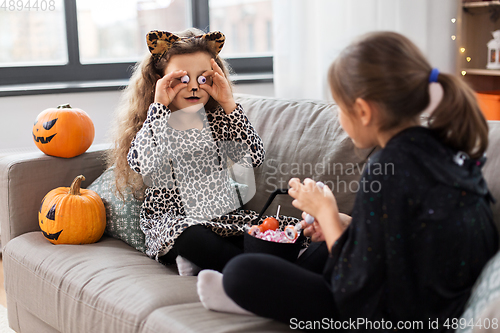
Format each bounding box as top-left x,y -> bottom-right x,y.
224,254 -> 266,275
222,254 -> 267,297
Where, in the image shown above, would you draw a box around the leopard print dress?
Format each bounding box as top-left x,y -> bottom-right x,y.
128,102 -> 298,260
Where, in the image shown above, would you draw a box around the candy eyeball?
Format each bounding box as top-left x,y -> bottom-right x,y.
180,75 -> 190,84
197,75 -> 207,85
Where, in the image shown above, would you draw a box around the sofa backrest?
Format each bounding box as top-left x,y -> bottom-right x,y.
235,94 -> 372,219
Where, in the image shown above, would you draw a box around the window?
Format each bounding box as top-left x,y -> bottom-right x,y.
0,0 -> 67,66
209,0 -> 272,56
248,23 -> 254,52
76,0 -> 191,63
0,0 -> 272,96
209,0 -> 272,80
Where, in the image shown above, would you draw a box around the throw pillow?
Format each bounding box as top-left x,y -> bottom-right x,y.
457,250 -> 500,333
87,167 -> 146,253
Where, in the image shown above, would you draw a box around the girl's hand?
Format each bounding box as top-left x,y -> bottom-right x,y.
154,70 -> 188,107
301,212 -> 351,242
288,178 -> 337,219
200,59 -> 236,114
289,178 -> 344,251
300,212 -> 325,242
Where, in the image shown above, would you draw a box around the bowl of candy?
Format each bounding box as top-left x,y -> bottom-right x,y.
244,184 -> 326,262
244,204 -> 306,262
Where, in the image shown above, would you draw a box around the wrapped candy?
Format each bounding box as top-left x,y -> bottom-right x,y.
254,229 -> 298,244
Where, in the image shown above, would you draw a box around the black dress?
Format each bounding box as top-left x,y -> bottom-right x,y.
223,126 -> 498,332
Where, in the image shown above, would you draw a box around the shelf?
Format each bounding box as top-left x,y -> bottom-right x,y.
463,1 -> 500,8
462,68 -> 500,76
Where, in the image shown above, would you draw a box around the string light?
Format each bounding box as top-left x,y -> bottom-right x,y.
451,35 -> 456,41
451,18 -> 456,23
466,57 -> 471,62
461,71 -> 467,76
460,48 -> 466,53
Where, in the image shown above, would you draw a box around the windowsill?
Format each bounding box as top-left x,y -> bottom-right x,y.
0,80 -> 128,97
0,73 -> 273,97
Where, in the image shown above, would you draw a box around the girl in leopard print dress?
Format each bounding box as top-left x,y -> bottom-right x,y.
111,28 -> 299,275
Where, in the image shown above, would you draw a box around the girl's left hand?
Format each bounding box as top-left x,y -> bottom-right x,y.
289,178 -> 344,250
200,59 -> 237,114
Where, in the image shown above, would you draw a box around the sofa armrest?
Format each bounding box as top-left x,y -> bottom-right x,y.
0,144 -> 109,249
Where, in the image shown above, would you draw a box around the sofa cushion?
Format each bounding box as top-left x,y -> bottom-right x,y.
3,232 -> 199,333
87,167 -> 146,253
234,94 -> 373,219
141,303 -> 293,333
457,250 -> 500,333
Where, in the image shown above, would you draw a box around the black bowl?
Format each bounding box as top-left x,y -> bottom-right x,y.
243,231 -> 305,262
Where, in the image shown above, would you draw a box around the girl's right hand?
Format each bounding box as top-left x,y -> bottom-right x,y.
154,70 -> 188,107
301,213 -> 325,242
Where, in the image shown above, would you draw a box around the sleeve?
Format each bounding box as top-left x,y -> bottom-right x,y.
127,103 -> 171,176
327,156 -> 411,322
210,104 -> 265,168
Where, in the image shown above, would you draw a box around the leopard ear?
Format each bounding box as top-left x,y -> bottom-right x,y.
147,30 -> 182,62
200,31 -> 225,55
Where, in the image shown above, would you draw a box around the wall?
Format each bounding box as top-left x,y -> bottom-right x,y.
0,82 -> 274,154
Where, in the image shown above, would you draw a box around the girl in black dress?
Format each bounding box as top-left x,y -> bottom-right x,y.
197,31 -> 499,332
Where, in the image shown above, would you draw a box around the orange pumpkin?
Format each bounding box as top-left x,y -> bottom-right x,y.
39,175 -> 106,245
33,104 -> 95,158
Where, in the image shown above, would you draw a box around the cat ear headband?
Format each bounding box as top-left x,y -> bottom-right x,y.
146,30 -> 225,63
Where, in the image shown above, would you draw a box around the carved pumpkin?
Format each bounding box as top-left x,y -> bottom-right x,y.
39,175 -> 106,245
33,104 -> 95,158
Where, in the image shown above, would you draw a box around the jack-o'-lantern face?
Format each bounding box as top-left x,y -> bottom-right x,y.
38,199 -> 63,241
33,118 -> 58,144
32,104 -> 95,158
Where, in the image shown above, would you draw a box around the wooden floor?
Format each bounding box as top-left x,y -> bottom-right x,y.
0,257 -> 7,307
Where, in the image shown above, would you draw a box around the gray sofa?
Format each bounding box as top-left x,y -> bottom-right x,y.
1,94 -> 499,333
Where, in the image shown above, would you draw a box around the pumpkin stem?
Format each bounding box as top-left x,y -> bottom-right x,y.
70,175 -> 85,195
57,103 -> 72,109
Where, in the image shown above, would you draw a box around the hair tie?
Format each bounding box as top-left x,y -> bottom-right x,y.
429,68 -> 439,83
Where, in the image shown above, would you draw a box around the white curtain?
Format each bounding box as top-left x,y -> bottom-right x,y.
272,0 -> 458,100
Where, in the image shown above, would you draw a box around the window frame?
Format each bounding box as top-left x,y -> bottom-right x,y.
0,0 -> 272,97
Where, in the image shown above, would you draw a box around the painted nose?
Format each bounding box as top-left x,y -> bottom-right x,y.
187,78 -> 199,91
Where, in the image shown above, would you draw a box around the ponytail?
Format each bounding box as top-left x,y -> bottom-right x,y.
428,73 -> 489,159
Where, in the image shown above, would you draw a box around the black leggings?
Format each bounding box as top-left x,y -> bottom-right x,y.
160,225 -> 244,272
222,243 -> 339,325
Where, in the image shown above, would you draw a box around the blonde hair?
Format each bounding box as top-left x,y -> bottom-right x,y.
328,31 -> 488,159
107,28 -> 233,199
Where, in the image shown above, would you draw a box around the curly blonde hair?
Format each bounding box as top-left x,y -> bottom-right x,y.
106,28 -> 233,200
